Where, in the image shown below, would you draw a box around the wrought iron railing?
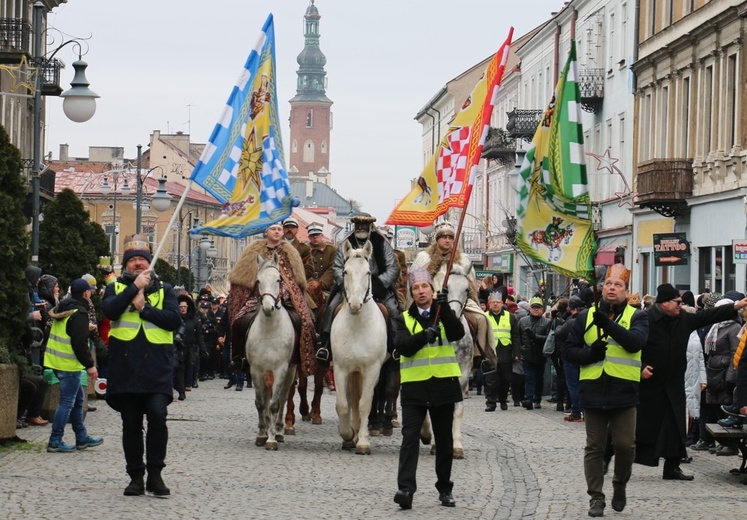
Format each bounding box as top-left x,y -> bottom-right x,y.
578,68 -> 604,113
0,18 -> 31,55
506,109 -> 543,141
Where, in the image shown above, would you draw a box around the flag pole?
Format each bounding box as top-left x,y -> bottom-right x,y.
151,179 -> 195,268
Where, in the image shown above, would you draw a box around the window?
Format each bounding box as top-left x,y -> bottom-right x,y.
621,4 -> 628,66
659,85 -> 669,157
726,54 -> 738,149
321,140 -> 327,154
699,246 -> 735,293
609,11 -> 616,72
303,140 -> 315,163
306,110 -> 313,128
618,114 -> 626,150
292,139 -> 297,153
649,0 -> 657,37
704,65 -> 714,155
680,76 -> 690,156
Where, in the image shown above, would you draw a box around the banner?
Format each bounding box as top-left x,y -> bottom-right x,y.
190,14 -> 298,238
386,28 -> 514,226
515,40 -> 596,280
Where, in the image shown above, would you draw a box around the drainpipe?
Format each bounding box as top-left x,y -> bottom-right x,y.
633,0 -> 640,92
430,106 -> 442,146
554,23 -> 561,85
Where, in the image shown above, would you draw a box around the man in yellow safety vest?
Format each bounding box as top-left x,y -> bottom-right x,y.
392,267 -> 464,511
565,264 -> 649,518
45,278 -> 102,453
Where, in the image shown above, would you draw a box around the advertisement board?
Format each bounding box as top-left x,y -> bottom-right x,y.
653,233 -> 689,266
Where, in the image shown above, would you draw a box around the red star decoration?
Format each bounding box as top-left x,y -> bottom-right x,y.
586,148 -> 622,175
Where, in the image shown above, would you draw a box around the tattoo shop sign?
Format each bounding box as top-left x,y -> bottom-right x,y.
653,233 -> 689,266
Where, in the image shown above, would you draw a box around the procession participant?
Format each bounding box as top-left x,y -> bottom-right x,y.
282,217 -> 311,262
565,263 -> 649,517
304,222 -> 336,303
380,225 -> 408,309
227,222 -> 316,378
103,234 -> 181,497
484,291 -> 520,411
392,268 -> 464,510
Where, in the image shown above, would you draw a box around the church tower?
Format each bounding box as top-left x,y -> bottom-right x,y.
288,0 -> 333,185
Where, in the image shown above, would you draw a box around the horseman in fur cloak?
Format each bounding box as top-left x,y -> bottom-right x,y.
410,221 -> 497,367
228,222 -> 317,377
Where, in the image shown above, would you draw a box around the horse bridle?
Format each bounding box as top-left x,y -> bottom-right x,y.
256,265 -> 282,309
447,291 -> 468,318
342,267 -> 372,306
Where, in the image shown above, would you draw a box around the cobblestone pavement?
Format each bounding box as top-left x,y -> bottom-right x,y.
1,378 -> 745,519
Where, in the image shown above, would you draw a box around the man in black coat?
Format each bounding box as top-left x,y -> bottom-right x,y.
635,283 -> 747,481
392,268 -> 464,510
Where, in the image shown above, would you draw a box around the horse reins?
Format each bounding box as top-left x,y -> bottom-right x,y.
257,265 -> 282,309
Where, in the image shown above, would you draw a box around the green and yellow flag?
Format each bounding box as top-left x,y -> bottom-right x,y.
516,40 -> 596,279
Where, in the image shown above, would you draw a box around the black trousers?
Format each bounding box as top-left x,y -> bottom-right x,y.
397,401 -> 455,495
485,361 -> 513,406
116,393 -> 170,476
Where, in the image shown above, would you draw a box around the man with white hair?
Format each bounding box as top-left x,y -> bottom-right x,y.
410,221 -> 496,370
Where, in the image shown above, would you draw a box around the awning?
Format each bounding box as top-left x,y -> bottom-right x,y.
595,246 -> 620,266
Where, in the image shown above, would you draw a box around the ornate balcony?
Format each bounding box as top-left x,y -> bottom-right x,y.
481,127 -> 515,164
635,158 -> 693,217
578,68 -> 604,113
506,109 -> 542,141
0,18 -> 31,63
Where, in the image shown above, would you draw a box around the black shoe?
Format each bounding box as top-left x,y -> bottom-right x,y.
206,375 -> 215,380
124,475 -> 145,496
662,467 -> 694,481
146,469 -> 171,497
500,403 -> 508,411
485,404 -> 496,412
556,402 -> 565,412
522,400 -> 533,410
611,486 -> 626,512
547,397 -> 558,403
513,401 -> 521,407
721,403 -> 746,417
588,499 -> 605,517
393,490 -> 413,510
177,393 -> 186,401
439,491 -> 456,507
224,382 -> 235,389
235,384 -> 243,391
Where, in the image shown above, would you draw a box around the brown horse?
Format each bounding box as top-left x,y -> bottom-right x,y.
284,280 -> 328,435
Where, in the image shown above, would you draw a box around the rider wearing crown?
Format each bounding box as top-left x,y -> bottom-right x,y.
228,222 -> 316,377
410,221 -> 497,369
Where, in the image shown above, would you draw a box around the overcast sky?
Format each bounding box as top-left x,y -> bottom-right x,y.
45,0 -> 564,222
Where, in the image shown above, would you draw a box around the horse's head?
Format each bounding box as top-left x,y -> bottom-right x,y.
445,265 -> 471,318
256,253 -> 282,316
342,241 -> 372,315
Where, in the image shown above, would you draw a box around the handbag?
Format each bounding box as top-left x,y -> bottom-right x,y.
542,319 -> 557,356
705,364 -> 728,391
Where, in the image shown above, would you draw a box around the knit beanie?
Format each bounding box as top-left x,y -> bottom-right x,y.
655,283 -> 679,304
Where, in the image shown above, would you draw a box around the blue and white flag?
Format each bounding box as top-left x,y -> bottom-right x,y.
190,14 -> 298,238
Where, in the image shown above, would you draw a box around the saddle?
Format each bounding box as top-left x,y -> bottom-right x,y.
230,305 -> 305,367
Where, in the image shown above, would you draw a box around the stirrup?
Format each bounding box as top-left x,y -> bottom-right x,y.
315,347 -> 331,362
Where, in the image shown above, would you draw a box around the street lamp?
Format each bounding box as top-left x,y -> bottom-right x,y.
134,145 -> 172,233
100,171 -> 131,260
176,210 -> 193,288
507,148 -> 527,194
31,1 -> 98,264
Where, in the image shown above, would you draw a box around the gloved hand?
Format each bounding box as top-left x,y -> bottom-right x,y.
436,289 -> 449,306
589,340 -> 607,362
423,325 -> 440,343
592,311 -> 611,328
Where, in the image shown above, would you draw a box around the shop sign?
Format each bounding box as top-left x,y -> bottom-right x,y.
653,233 -> 689,266
732,239 -> 747,264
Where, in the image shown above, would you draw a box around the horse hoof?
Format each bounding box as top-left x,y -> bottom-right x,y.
276,434 -> 285,443
284,426 -> 296,435
355,445 -> 372,455
265,441 -> 278,451
420,436 -> 431,446
255,436 -> 268,447
342,440 -> 356,450
382,428 -> 393,437
311,416 -> 322,425
369,429 -> 381,437
453,448 -> 465,459
301,414 -> 311,422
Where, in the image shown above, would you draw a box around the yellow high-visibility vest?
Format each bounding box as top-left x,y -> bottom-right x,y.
45,310 -> 85,372
486,311 -> 511,347
109,282 -> 173,344
400,312 -> 461,383
580,305 -> 640,382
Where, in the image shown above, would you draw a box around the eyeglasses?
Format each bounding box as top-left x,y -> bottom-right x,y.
178,305 -> 188,309
672,300 -> 683,305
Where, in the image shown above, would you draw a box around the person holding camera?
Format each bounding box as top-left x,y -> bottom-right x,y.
392,268 -> 465,510
565,264 -> 649,517
103,234 -> 181,497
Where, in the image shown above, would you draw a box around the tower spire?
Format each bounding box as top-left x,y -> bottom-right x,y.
291,0 -> 331,102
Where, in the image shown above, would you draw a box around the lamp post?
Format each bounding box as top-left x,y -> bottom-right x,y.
195,235 -> 211,290
188,217 -> 200,293
134,145 -> 171,234
100,170 -> 131,261
30,1 -> 98,264
176,209 -> 193,287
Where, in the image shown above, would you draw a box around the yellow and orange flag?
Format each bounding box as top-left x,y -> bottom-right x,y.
386,28 -> 513,226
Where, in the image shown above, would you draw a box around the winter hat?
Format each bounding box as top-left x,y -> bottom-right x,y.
122,234 -> 152,265
715,298 -> 734,308
70,278 -> 91,296
655,283 -> 680,304
434,221 -> 455,240
529,296 -> 544,308
568,296 -> 586,310
681,291 -> 695,308
81,273 -> 97,291
724,290 -> 745,302
37,274 -> 58,299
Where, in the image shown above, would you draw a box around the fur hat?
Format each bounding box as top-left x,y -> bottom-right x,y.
350,214 -> 376,225
703,292 -> 723,308
122,234 -> 152,265
434,221 -> 455,240
655,283 -> 679,304
605,263 -> 630,286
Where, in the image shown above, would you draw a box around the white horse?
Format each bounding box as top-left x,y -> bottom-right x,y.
420,265 -> 475,459
246,253 -> 296,450
331,241 -> 388,455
